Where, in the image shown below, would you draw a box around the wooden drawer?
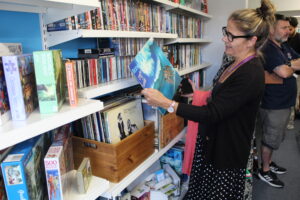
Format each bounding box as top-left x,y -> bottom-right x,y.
159,113 -> 184,149
72,121 -> 155,182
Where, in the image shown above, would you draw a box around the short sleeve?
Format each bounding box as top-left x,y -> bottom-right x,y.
262,44 -> 286,72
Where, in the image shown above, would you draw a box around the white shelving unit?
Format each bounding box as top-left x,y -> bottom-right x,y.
68,170 -> 110,200
102,128 -> 186,199
0,99 -> 103,150
177,62 -> 211,76
47,30 -> 178,47
150,0 -> 212,19
151,0 -> 178,8
0,0 -> 213,199
0,0 -> 99,14
78,78 -> 139,99
168,4 -> 212,19
164,38 -> 212,45
42,0 -> 213,47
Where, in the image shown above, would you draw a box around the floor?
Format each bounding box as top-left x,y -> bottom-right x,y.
253,119 -> 300,200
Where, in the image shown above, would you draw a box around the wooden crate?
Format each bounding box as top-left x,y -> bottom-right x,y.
159,113 -> 184,149
72,121 -> 155,183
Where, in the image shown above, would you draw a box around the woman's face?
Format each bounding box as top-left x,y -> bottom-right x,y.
222,20 -> 252,58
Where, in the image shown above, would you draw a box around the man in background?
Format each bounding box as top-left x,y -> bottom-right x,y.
258,14 -> 300,188
286,17 -> 300,129
288,17 -> 300,54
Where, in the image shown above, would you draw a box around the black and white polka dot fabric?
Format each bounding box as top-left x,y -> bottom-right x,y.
184,138 -> 245,200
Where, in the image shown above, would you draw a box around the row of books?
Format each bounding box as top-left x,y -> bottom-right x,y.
47,0 -> 168,32
177,16 -> 204,39
0,124 -> 76,200
73,97 -> 144,144
71,38 -> 168,90
69,56 -> 134,90
111,38 -> 165,57
46,0 -> 204,38
184,70 -> 204,89
166,44 -> 203,70
0,45 -> 66,124
170,0 -> 208,13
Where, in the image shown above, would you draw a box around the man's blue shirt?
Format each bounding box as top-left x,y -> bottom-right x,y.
261,39 -> 299,109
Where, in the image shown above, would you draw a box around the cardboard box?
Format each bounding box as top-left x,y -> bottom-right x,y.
72,121 -> 155,182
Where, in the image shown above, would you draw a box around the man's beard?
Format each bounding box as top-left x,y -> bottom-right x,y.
275,35 -> 288,44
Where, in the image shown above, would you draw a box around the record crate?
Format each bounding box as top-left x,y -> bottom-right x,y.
72,120 -> 155,182
159,112 -> 184,149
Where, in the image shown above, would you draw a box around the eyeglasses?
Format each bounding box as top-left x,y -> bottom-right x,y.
222,26 -> 253,42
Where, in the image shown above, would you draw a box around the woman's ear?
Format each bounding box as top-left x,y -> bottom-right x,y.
248,36 -> 258,48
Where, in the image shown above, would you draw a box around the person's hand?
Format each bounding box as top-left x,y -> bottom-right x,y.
181,79 -> 197,98
141,88 -> 172,109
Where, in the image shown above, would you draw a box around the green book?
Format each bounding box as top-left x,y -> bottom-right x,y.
33,50 -> 65,114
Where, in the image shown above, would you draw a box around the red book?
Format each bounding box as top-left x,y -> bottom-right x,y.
65,61 -> 78,107
91,59 -> 97,85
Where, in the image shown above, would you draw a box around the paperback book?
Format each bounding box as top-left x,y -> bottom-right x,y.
33,50 -> 66,114
65,61 -> 78,107
129,38 -> 182,114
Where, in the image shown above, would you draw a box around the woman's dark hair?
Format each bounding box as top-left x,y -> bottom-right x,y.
228,0 -> 276,50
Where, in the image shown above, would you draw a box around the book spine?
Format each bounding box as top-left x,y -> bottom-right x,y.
65,61 -> 78,107
47,19 -> 69,32
2,56 -> 27,120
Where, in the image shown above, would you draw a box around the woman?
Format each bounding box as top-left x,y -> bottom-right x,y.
141,0 -> 275,199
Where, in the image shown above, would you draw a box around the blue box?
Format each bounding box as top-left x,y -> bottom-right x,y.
1,135 -> 44,200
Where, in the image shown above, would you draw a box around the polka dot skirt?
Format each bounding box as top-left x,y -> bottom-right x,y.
184,138 -> 245,200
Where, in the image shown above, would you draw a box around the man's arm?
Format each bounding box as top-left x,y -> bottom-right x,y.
273,64 -> 295,78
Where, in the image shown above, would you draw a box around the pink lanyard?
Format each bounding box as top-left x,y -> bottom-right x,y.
219,54 -> 256,83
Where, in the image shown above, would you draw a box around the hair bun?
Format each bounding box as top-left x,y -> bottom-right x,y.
257,0 -> 276,22
256,7 -> 264,19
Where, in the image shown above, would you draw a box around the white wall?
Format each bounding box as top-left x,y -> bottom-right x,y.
270,0 -> 300,11
247,0 -> 260,9
248,0 -> 300,12
202,0 -> 246,87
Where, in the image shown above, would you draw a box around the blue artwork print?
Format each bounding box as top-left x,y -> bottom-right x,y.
129,38 -> 182,114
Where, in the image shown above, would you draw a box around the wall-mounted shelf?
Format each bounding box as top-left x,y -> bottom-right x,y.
69,170 -> 109,200
164,38 -> 212,45
151,0 -> 178,8
78,78 -> 139,99
0,0 -> 99,14
177,62 -> 211,76
0,99 -> 103,150
168,4 -> 212,19
101,128 -> 186,199
150,0 -> 212,19
47,30 -> 178,47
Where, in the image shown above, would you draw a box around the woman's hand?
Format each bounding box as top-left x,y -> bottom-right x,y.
181,79 -> 197,98
141,88 -> 173,109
